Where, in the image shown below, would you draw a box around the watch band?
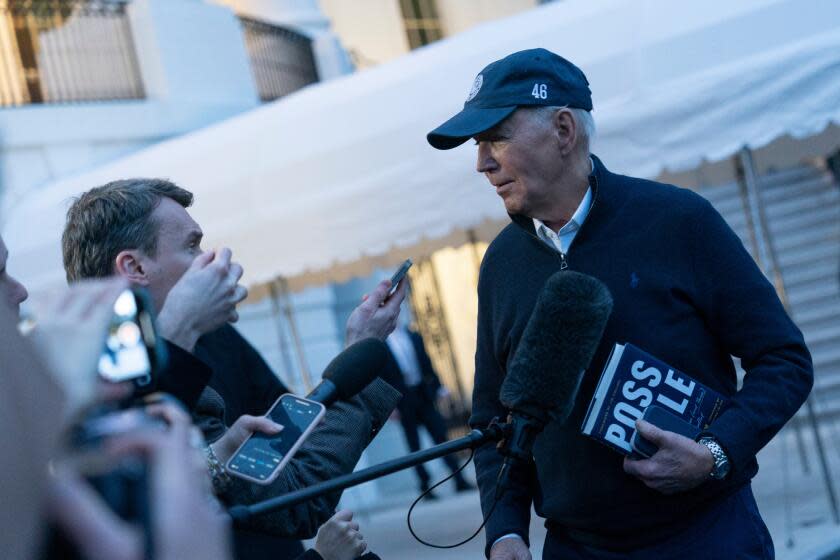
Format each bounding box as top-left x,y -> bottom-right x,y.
698,436 -> 730,480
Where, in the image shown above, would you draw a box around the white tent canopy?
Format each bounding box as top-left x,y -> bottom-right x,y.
5,0 -> 840,297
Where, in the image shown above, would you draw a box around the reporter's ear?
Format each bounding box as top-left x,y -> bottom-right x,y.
114,250 -> 149,285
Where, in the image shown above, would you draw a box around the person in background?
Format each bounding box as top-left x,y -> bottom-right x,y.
383,319 -> 475,498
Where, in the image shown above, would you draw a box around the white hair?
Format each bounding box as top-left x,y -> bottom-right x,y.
528,105 -> 595,152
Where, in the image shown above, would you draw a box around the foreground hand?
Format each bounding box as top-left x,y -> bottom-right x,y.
157,248 -> 248,351
107,403 -> 231,560
48,402 -> 229,560
46,468 -> 142,560
314,510 -> 367,560
27,278 -> 129,416
210,414 -> 283,464
1,303 -> 67,560
345,279 -> 406,346
489,537 -> 531,560
622,419 -> 714,494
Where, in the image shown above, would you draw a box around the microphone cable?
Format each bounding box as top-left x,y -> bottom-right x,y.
405,448 -> 500,549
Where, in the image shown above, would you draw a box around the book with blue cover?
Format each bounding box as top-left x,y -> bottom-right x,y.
581,342 -> 728,455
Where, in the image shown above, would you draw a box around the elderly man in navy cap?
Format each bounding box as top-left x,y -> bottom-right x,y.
428,48 -> 812,559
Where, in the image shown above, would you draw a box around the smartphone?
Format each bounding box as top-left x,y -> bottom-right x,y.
226,394 -> 326,484
630,404 -> 701,458
97,288 -> 167,389
387,259 -> 413,298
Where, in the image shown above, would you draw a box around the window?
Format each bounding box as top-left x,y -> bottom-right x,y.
239,18 -> 319,103
0,0 -> 144,107
399,0 -> 443,50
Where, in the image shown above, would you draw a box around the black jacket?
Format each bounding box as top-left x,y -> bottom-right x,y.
154,341 -> 213,409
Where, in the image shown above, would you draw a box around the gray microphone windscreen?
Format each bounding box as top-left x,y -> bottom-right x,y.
499,271 -> 613,423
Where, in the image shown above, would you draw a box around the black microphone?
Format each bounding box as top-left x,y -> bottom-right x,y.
306,338 -> 390,407
495,271 -> 613,498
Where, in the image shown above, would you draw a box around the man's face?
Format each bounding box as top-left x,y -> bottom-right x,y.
138,197 -> 203,309
473,109 -> 566,219
0,237 -> 29,317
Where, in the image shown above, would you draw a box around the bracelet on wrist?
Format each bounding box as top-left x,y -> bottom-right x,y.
204,445 -> 231,495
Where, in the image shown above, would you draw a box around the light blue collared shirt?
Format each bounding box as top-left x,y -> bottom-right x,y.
386,327 -> 422,387
532,185 -> 593,254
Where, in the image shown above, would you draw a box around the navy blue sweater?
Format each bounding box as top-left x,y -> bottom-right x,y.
471,155 -> 813,553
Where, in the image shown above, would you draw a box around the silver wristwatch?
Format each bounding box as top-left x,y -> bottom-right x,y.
698,437 -> 730,480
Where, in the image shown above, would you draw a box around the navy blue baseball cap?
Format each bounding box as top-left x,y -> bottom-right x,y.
427,48 -> 592,150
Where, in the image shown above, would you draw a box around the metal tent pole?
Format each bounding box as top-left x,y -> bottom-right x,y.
269,281 -> 297,387
273,277 -> 314,393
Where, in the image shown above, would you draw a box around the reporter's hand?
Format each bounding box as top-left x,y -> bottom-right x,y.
157,248 -> 248,351
27,278 -> 130,416
622,419 -> 714,494
313,510 -> 367,560
48,401 -> 230,560
489,537 -> 531,560
107,402 -> 231,560
345,279 -> 406,346
210,414 -> 283,464
0,302 -> 66,560
46,467 -> 142,560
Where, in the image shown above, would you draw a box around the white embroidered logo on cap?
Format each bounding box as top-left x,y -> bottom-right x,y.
466,74 -> 483,102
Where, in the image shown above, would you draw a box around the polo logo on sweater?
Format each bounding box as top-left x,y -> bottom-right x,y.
630,272 -> 640,288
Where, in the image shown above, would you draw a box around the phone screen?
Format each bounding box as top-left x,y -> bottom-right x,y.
227,396 -> 322,481
97,290 -> 152,383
